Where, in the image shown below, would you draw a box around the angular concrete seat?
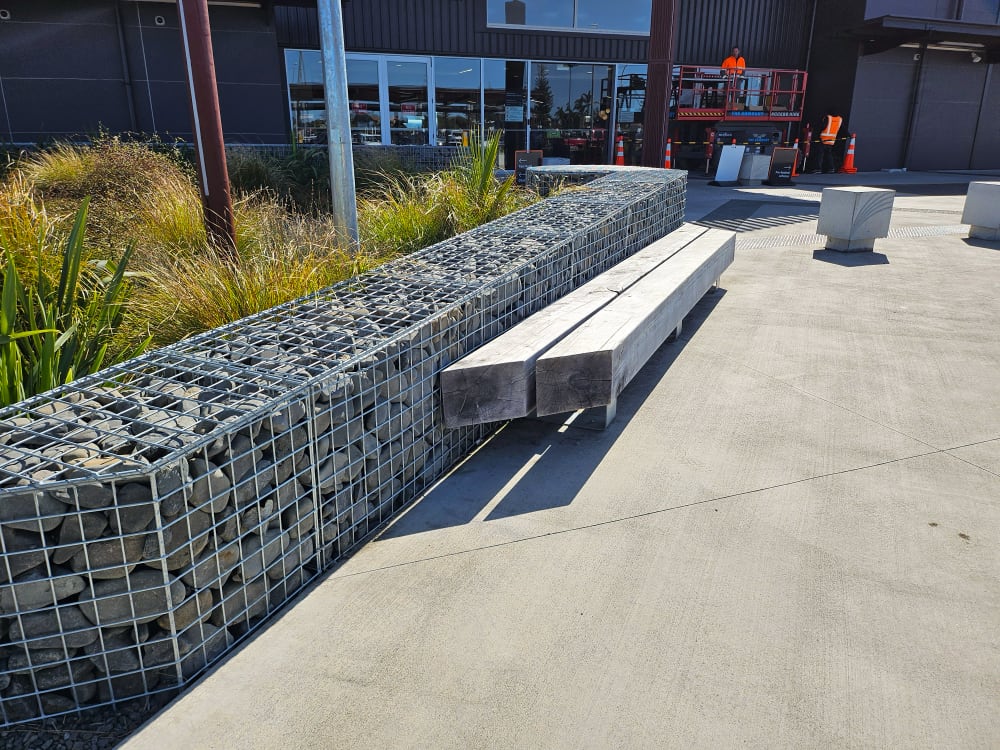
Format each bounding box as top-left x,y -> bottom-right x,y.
960,181 -> 1000,241
816,186 -> 895,252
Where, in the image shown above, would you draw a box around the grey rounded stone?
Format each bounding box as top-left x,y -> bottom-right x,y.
85,631 -> 140,674
179,542 -> 241,591
0,488 -> 69,532
161,510 -> 214,571
7,647 -> 75,671
186,459 -> 233,514
212,576 -> 269,627
230,529 -> 286,583
70,535 -> 146,579
0,527 -> 48,582
78,570 -> 186,627
281,496 -> 315,540
0,571 -> 86,614
52,511 -> 110,565
9,605 -> 100,649
221,436 -> 264,484
156,587 -> 213,631
107,489 -> 156,535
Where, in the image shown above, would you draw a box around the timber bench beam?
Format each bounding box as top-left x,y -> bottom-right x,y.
440,224 -> 735,430
535,229 -> 735,427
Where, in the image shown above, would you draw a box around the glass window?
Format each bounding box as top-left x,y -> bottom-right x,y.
487,0 -> 572,27
347,58 -> 381,145
435,58 -> 481,146
577,0 -> 651,33
530,62 -> 614,164
387,60 -> 429,145
487,0 -> 650,33
286,49 -> 326,144
616,63 -> 647,165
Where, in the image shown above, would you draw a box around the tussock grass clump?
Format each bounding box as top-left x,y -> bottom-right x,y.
0,133 -> 541,400
130,194 -> 372,345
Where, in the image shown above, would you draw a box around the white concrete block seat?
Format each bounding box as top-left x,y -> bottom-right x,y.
441,224 -> 735,429
960,181 -> 1000,241
816,186 -> 895,252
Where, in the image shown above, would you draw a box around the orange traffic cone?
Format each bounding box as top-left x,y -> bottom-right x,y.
663,138 -> 672,169
614,135 -> 625,166
839,133 -> 858,174
791,138 -> 799,177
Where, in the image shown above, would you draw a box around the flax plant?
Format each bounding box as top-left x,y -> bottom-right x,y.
0,199 -> 148,406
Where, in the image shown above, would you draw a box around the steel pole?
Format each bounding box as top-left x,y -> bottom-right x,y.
641,0 -> 679,169
176,0 -> 237,256
316,0 -> 359,245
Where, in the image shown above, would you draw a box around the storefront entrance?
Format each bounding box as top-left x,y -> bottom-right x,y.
285,50 -> 630,168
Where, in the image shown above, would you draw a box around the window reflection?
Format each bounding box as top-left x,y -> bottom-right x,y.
530,62 -> 614,164
435,58 -> 481,146
388,61 -> 429,145
487,0 -> 650,32
347,59 -> 381,145
286,49 -> 326,144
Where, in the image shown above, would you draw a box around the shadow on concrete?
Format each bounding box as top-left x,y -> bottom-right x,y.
961,237 -> 1000,251
812,249 -> 889,266
694,199 -> 818,233
379,290 -> 727,536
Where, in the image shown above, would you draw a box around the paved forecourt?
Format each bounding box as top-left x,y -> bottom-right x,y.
124,172 -> 1000,749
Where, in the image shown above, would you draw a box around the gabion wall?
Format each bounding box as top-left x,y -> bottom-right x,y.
0,167 -> 686,726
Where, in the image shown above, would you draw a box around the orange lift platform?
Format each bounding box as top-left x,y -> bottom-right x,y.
615,65 -> 810,170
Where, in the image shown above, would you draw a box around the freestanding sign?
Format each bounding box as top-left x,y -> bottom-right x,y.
515,149 -> 543,185
766,147 -> 798,186
713,144 -> 745,186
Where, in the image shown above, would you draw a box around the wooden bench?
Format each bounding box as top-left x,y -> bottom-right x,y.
441,224 -> 735,429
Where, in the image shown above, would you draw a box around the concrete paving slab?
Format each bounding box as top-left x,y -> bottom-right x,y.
122,452 -> 999,750
948,438 -> 1000,476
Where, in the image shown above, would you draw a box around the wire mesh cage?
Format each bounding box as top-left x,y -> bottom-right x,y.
0,167 -> 685,726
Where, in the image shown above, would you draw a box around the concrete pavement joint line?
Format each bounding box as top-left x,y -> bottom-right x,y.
941,445 -> 1000,480
332,449 -> 954,580
679,337 -> 953,455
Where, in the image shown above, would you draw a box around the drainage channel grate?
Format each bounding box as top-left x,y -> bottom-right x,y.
737,224 -> 968,249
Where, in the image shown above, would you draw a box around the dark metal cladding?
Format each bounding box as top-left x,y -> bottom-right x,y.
276,0 -> 648,62
673,0 -> 814,69
276,0 -> 812,69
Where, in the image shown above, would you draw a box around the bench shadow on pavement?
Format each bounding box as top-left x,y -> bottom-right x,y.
812,249 -> 889,267
379,290 -> 727,538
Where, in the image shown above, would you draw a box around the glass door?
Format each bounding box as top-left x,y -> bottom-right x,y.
346,57 -> 381,145
385,57 -> 433,145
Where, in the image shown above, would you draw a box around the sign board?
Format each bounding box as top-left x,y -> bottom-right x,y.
401,103 -> 417,114
618,110 -> 635,123
714,144 -> 745,185
514,149 -> 543,185
505,105 -> 525,123
766,147 -> 798,185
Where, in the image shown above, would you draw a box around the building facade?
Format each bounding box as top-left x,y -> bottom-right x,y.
1,0 -> 998,170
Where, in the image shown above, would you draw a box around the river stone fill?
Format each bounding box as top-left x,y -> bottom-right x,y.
77,571 -> 186,626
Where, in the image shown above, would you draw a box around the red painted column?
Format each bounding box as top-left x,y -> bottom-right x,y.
641,0 -> 679,169
177,0 -> 237,257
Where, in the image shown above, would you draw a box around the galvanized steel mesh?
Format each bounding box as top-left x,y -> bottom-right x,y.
0,167 -> 685,726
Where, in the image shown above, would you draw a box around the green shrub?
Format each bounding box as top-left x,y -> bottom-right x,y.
0,199 -> 148,405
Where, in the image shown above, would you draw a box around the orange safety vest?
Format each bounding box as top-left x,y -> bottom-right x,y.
721,55 -> 746,75
820,115 -> 842,145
